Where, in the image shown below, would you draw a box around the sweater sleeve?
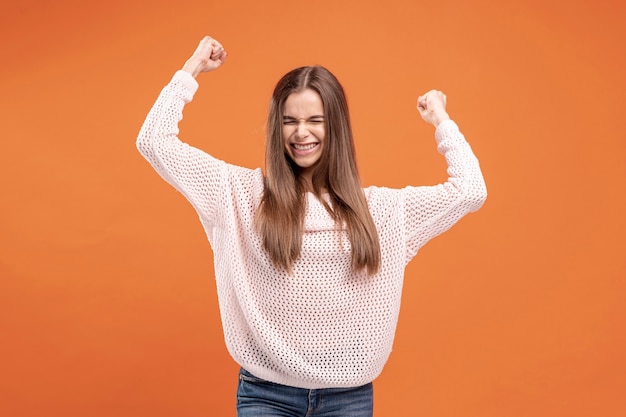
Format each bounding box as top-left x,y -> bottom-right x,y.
404,120 -> 487,261
136,70 -> 227,223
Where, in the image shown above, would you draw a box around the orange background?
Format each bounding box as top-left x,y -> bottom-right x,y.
1,0 -> 624,416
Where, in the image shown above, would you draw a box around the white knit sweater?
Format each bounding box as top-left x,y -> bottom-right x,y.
137,70 -> 487,389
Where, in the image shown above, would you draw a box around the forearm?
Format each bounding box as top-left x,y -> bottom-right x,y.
435,120 -> 487,211
136,71 -> 199,170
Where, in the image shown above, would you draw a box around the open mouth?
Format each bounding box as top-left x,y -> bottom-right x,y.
292,143 -> 319,152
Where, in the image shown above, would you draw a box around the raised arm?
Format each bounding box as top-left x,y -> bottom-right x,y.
403,91 -> 487,260
136,36 -> 229,221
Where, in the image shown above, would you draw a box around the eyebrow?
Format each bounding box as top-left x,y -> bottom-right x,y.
282,115 -> 325,120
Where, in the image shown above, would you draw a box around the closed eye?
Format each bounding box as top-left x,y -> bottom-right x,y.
282,116 -> 324,125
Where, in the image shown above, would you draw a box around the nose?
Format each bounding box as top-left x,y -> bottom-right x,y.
295,120 -> 309,139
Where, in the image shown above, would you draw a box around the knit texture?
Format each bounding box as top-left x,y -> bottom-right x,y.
137,70 -> 487,389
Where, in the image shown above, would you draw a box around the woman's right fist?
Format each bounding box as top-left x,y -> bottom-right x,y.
182,36 -> 227,78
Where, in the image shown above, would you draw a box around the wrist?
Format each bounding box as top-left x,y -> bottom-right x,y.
182,58 -> 205,78
434,112 -> 450,127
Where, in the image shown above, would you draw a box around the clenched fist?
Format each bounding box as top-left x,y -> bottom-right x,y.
182,36 -> 228,78
417,90 -> 450,127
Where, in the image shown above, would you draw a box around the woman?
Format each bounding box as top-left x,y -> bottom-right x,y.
137,36 -> 487,416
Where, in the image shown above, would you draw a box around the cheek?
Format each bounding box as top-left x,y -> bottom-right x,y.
282,126 -> 293,142
315,126 -> 326,141
282,129 -> 293,152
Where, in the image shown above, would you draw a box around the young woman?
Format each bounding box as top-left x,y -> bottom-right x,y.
137,36 -> 487,417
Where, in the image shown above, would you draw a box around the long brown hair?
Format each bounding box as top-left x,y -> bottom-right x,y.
255,66 -> 380,274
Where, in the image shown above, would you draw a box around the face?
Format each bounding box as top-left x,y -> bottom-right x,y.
282,88 -> 326,179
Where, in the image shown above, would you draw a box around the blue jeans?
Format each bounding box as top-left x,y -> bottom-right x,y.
236,368 -> 374,417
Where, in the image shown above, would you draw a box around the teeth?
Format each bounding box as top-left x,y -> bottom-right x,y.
294,143 -> 317,150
